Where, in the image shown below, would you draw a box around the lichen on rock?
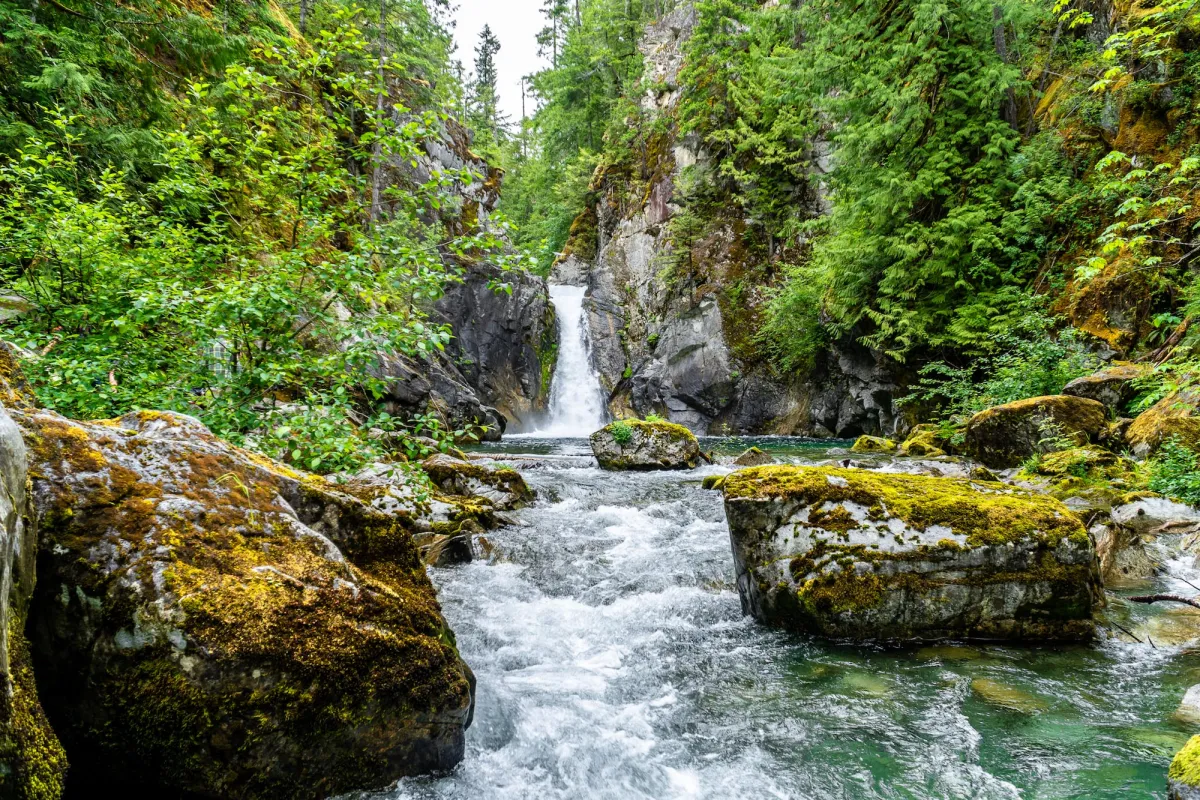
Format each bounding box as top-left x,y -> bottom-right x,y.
590,419 -> 701,470
1170,735 -> 1200,800
14,407 -> 475,800
722,465 -> 1102,641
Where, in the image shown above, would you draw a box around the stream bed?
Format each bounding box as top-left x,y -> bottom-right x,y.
376,437 -> 1197,800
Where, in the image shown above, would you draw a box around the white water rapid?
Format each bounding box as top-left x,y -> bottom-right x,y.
529,285 -> 607,437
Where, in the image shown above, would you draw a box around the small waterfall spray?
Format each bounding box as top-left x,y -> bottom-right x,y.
536,285 -> 607,437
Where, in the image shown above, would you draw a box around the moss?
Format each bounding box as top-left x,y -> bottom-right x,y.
0,627 -> 67,800
1170,735 -> 1200,788
851,436 -> 896,454
1127,386 -> 1200,456
701,475 -> 726,491
724,465 -> 1087,548
898,428 -> 945,457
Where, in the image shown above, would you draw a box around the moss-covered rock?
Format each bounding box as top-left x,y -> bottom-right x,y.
590,419 -> 701,470
0,402 -> 67,800
1063,362 -> 1151,411
14,408 -> 474,800
897,425 -> 949,458
1170,734 -> 1200,800
851,436 -> 896,454
964,395 -> 1108,468
722,465 -> 1102,641
1127,386 -> 1200,458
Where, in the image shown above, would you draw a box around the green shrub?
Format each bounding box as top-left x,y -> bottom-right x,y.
1149,438 -> 1200,506
610,421 -> 634,445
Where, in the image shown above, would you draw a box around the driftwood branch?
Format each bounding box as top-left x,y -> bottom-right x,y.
1129,594 -> 1200,611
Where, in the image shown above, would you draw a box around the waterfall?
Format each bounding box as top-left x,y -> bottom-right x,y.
536,285 -> 607,437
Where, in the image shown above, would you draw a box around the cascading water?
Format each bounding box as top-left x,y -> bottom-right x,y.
532,285 -> 607,437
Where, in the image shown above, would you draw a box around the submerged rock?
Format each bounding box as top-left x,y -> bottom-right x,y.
590,419 -> 701,470
971,678 -> 1048,714
1063,363 -> 1151,410
722,466 -> 1102,641
16,408 -> 474,799
1170,735 -> 1200,800
851,436 -> 896,454
964,395 -> 1108,468
1127,386 -> 1200,458
0,399 -> 66,798
733,447 -> 774,466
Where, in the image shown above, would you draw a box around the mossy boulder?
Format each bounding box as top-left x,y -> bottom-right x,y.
964,395 -> 1108,468
721,466 -> 1102,641
0,402 -> 66,800
421,453 -> 533,510
1063,362 -> 1151,411
1027,446 -> 1130,478
1170,735 -> 1200,800
897,425 -> 949,458
851,436 -> 896,454
14,408 -> 474,800
1127,386 -> 1200,458
590,419 -> 701,471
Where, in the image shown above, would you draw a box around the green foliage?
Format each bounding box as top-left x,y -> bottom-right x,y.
0,3 -> 520,474
609,420 -> 634,444
902,307 -> 1102,422
1148,438 -> 1200,506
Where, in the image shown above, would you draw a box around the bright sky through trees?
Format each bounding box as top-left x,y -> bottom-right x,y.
452,0 -> 545,123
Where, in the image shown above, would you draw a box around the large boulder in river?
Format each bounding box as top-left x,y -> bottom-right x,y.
1127,386 -> 1200,458
14,407 -> 474,799
1063,362 -> 1150,410
590,419 -> 701,470
1170,735 -> 1200,800
964,395 -> 1108,468
421,453 -> 534,511
0,398 -> 66,798
722,466 -> 1102,641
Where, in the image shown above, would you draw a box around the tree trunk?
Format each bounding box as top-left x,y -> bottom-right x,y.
993,5 -> 1019,131
299,0 -> 309,34
370,0 -> 387,228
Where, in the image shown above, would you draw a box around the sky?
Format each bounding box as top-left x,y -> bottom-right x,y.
451,0 -> 546,123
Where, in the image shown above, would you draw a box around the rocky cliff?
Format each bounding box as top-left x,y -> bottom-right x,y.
552,5 -> 905,437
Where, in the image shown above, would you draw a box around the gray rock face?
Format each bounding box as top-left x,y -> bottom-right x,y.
722,466 -> 1102,641
434,263 -> 556,431
1063,363 -> 1149,410
590,420 -> 701,471
16,407 -> 474,799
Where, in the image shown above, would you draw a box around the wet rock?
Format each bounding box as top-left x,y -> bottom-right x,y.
1176,686 -> 1200,727
1111,497 -> 1200,534
964,395 -> 1108,468
590,420 -> 701,471
1063,362 -> 1151,410
971,678 -> 1048,714
851,436 -> 896,454
15,408 -> 474,800
1093,522 -> 1162,586
722,466 -> 1102,641
702,475 -> 727,491
422,453 -> 534,511
1127,386 -> 1200,458
733,447 -> 774,466
0,398 -> 66,798
1170,735 -> 1200,800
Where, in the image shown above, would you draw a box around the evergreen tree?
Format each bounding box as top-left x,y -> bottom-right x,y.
469,24 -> 505,150
537,0 -> 571,67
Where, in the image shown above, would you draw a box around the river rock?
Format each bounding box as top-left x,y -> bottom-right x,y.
1063,363 -> 1151,410
897,425 -> 948,457
1110,497 -> 1200,535
964,395 -> 1108,468
422,453 -> 534,511
1127,386 -> 1200,458
15,407 -> 474,799
851,436 -> 896,454
1170,735 -> 1200,800
1093,522 -> 1162,586
733,447 -> 774,466
722,466 -> 1102,641
590,419 -> 701,470
0,396 -> 66,798
1177,686 -> 1200,727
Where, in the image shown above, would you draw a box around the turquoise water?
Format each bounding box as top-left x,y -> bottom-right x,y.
381,437 -> 1195,799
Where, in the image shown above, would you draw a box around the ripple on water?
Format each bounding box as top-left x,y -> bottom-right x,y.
364,444 -> 1187,800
